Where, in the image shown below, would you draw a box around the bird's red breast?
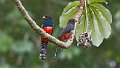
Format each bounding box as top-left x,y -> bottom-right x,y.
41,27 -> 53,43
61,33 -> 72,41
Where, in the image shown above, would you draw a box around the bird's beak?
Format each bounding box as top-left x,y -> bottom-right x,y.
42,16 -> 46,19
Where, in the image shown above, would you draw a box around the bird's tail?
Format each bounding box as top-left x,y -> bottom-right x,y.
39,43 -> 48,60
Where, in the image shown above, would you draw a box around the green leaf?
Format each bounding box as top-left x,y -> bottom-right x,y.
89,9 -> 104,47
92,8 -> 111,38
62,1 -> 80,14
88,0 -> 106,4
89,3 -> 112,46
75,3 -> 112,47
90,3 -> 112,24
59,1 -> 79,28
76,15 -> 87,40
60,1 -> 112,47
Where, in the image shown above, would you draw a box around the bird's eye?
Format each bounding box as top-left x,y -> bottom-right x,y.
45,16 -> 47,18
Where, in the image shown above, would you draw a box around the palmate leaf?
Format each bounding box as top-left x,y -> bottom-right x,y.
89,4 -> 111,47
90,3 -> 112,24
62,1 -> 80,14
59,1 -> 112,47
91,7 -> 111,38
76,3 -> 112,47
88,0 -> 106,4
89,8 -> 104,47
59,1 -> 79,28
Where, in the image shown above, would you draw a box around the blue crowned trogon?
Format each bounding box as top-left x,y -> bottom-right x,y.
39,16 -> 53,60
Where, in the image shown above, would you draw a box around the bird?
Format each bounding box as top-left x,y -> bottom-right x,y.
54,19 -> 76,58
59,19 -> 76,41
39,16 -> 53,60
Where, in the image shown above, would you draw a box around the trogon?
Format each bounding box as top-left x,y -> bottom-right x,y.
39,16 -> 53,60
59,19 -> 76,41
54,19 -> 76,57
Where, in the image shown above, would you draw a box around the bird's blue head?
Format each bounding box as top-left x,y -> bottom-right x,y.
42,16 -> 53,27
42,16 -> 52,21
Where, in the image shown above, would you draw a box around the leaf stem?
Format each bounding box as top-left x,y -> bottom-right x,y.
85,0 -> 89,32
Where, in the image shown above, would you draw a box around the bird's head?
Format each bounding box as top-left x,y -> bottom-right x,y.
42,16 -> 52,20
68,19 -> 77,24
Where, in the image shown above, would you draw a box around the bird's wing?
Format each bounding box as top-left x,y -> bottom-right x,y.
59,24 -> 72,37
64,24 -> 72,33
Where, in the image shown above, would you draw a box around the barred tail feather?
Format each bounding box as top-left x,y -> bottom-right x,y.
39,43 -> 47,60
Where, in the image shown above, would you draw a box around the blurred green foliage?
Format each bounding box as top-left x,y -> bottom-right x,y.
0,0 -> 120,68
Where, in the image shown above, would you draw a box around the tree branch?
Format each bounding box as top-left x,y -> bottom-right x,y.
13,0 -> 84,48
